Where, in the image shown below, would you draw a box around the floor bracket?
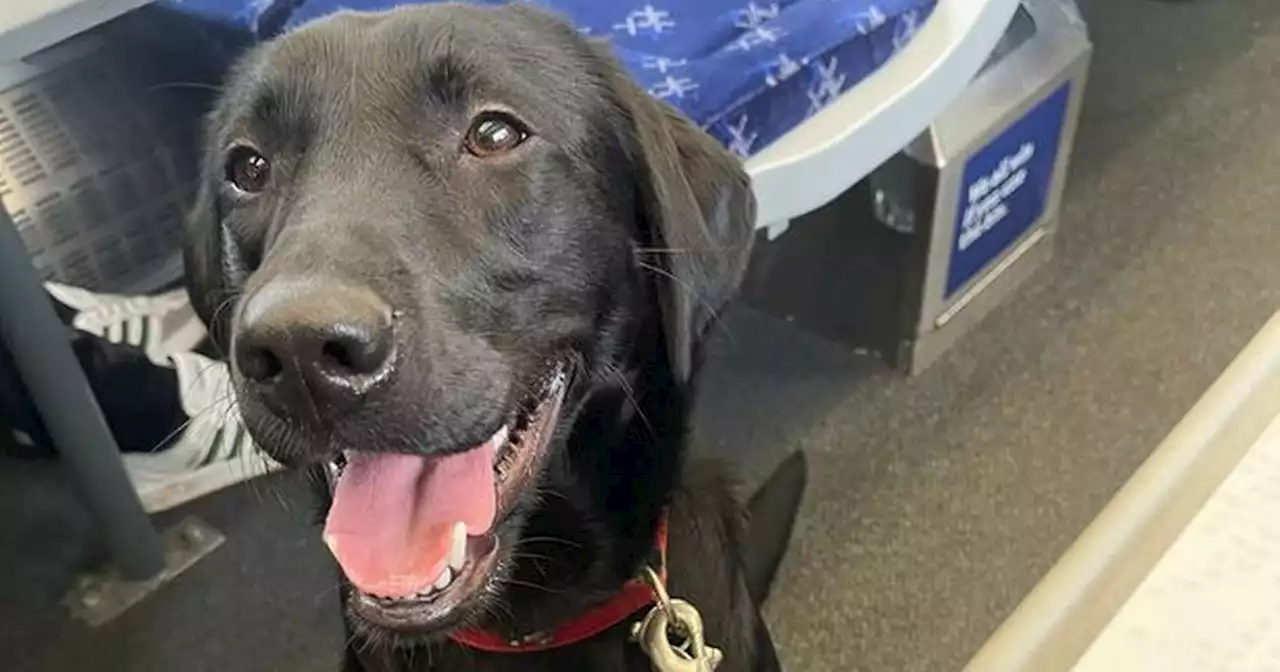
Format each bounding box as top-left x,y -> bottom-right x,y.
62,516 -> 225,627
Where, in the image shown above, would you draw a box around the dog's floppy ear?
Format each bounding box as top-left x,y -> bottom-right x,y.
608,69 -> 757,384
182,177 -> 231,348
183,110 -> 251,351
182,52 -> 264,350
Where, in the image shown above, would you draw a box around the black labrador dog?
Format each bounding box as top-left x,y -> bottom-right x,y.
184,4 -> 806,670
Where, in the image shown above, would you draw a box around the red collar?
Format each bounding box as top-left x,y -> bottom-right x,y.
448,514 -> 669,654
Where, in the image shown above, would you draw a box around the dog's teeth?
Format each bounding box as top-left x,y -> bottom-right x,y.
491,424 -> 510,448
490,425 -> 511,467
449,522 -> 467,571
434,567 -> 453,591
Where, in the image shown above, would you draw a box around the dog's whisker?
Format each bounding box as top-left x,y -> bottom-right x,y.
149,80 -> 224,94
179,359 -> 233,399
602,361 -> 654,437
635,246 -> 693,255
204,291 -> 243,358
143,416 -> 196,455
503,577 -> 568,596
239,450 -> 284,508
635,259 -> 722,326
529,486 -> 575,504
487,599 -> 518,630
139,387 -> 235,455
507,550 -> 556,563
635,245 -> 734,260
514,535 -> 584,550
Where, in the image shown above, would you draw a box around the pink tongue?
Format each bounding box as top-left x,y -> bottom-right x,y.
323,442 -> 498,598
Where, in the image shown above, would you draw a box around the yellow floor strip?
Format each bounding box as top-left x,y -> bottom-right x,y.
967,310 -> 1280,671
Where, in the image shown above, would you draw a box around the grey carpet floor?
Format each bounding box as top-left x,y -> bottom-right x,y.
6,0 -> 1280,670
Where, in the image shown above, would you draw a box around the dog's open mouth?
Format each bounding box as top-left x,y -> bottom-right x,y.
321,362 -> 570,630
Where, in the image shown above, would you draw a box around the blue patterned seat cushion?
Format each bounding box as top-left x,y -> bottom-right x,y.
161,0 -> 936,156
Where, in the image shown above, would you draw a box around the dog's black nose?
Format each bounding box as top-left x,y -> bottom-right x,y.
234,282 -> 396,418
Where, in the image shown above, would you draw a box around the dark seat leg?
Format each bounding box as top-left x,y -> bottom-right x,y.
0,208 -> 165,580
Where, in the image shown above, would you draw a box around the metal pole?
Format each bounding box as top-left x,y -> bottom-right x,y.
0,208 -> 165,580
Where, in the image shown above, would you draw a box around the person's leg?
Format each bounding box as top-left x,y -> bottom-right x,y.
2,276 -> 278,511
0,311 -> 187,458
71,331 -> 187,453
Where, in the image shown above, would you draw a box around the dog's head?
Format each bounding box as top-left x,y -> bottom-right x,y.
185,3 -> 754,643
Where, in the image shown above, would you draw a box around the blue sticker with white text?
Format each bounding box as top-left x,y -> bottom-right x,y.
946,82 -> 1072,297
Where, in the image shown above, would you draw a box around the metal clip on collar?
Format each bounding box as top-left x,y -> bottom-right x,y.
631,567 -> 724,672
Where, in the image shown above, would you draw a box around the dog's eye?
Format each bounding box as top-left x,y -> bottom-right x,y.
225,146 -> 271,194
463,113 -> 529,157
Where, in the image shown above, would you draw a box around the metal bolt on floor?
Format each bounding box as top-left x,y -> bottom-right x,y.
63,517 -> 226,627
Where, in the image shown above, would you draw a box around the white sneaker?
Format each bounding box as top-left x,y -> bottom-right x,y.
44,281 -> 208,366
122,351 -> 281,512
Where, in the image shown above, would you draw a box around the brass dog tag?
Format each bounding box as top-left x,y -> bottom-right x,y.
631,568 -> 724,672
